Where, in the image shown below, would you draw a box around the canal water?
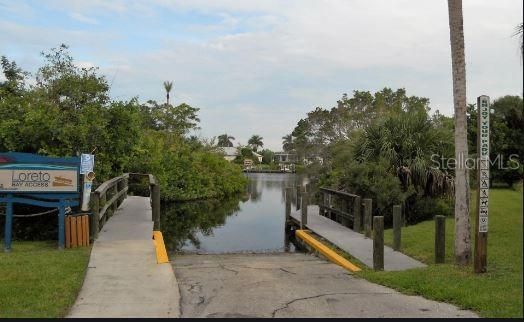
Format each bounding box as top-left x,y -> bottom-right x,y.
161,173 -> 306,254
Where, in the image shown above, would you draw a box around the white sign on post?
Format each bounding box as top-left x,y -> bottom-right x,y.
477,96 -> 490,233
80,154 -> 94,175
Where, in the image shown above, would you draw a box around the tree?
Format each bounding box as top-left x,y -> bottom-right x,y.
282,134 -> 294,152
248,134 -> 264,152
448,0 -> 471,266
217,134 -> 235,147
514,23 -> 523,59
468,96 -> 523,187
163,81 -> 173,105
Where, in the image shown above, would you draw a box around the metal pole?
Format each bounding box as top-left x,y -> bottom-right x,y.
58,199 -> 65,249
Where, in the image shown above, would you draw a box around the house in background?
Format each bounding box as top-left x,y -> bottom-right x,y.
252,151 -> 263,163
273,152 -> 297,164
219,147 -> 239,162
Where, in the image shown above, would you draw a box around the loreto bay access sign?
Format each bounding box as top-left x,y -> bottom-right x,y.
0,152 -> 81,251
0,153 -> 79,192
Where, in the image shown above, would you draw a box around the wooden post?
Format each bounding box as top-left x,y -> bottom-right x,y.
70,216 -> 78,248
84,215 -> 90,246
475,95 -> 490,274
285,187 -> 292,222
152,184 -> 161,231
320,192 -> 326,216
363,198 -> 372,238
435,215 -> 446,264
393,205 -> 401,251
353,196 -> 361,232
328,194 -> 335,221
296,186 -> 301,211
111,184 -> 118,214
77,215 -> 84,247
301,192 -> 308,229
340,197 -> 350,227
90,192 -> 100,240
100,192 -> 107,226
373,216 -> 384,271
284,187 -> 292,251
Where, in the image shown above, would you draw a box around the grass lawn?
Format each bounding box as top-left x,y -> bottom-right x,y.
0,241 -> 90,318
355,187 -> 523,318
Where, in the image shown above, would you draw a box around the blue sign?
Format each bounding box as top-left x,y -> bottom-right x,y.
0,152 -> 81,251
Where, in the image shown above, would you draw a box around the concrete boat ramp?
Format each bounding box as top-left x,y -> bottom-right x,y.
68,196 -> 476,318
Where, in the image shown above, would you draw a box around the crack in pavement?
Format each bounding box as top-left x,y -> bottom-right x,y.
219,264 -> 239,275
271,292 -> 393,317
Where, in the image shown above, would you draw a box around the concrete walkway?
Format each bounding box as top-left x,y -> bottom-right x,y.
291,206 -> 426,271
68,196 -> 180,318
174,253 -> 476,318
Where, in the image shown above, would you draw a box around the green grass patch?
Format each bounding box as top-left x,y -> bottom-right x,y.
356,188 -> 523,318
0,241 -> 90,318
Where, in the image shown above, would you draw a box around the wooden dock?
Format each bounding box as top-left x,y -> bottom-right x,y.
290,205 -> 426,271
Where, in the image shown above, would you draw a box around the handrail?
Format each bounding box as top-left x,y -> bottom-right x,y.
319,187 -> 358,198
318,187 -> 362,230
89,173 -> 160,241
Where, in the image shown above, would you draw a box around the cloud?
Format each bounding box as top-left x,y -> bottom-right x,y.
69,12 -> 99,25
1,0 -> 522,151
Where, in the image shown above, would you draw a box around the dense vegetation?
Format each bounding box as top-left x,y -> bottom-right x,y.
284,88 -> 522,225
0,45 -> 247,203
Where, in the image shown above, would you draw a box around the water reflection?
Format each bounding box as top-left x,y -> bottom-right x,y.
162,173 -> 306,254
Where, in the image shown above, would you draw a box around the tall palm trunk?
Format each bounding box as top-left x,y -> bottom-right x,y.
448,0 -> 471,265
166,92 -> 170,105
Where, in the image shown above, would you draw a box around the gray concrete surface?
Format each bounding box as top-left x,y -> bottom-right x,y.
174,253 -> 477,318
291,205 -> 426,271
68,196 -> 180,318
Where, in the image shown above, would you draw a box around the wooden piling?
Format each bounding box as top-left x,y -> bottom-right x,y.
353,196 -> 361,232
152,184 -> 161,231
90,192 -> 100,240
435,215 -> 446,263
373,216 -> 384,271
363,198 -> 372,238
285,187 -> 292,222
296,186 -> 302,211
393,205 -> 401,251
301,192 -> 308,229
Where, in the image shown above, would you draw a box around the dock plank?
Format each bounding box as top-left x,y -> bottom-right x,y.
291,205 -> 426,271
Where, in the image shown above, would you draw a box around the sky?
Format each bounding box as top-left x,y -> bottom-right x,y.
1,0 -> 522,151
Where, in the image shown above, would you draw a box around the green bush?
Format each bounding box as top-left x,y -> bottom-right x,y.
406,196 -> 453,224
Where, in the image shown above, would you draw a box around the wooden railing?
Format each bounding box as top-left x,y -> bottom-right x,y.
89,173 -> 160,240
318,187 -> 365,232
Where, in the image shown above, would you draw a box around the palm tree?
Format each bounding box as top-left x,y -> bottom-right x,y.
217,134 -> 235,147
448,0 -> 471,266
163,81 -> 173,105
514,23 -> 523,59
248,135 -> 264,152
282,134 -> 294,152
